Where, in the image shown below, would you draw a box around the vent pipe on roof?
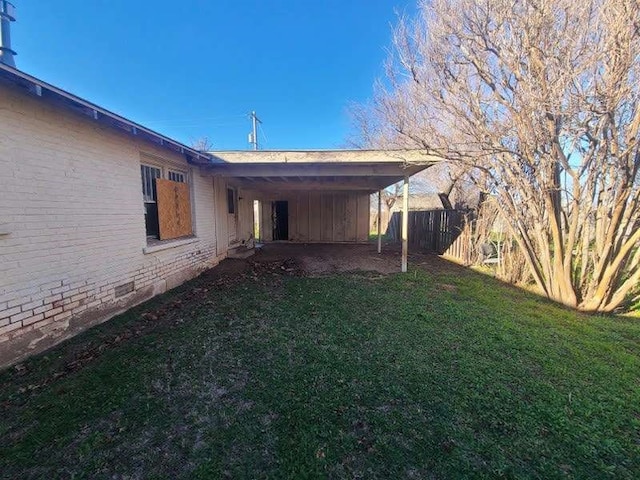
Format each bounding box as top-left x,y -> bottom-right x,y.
0,1 -> 16,67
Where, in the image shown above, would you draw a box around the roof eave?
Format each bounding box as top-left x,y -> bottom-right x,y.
0,63 -> 220,166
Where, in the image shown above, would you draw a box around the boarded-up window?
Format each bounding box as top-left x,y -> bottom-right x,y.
156,178 -> 193,240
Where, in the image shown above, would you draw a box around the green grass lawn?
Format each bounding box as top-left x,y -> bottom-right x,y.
1,258 -> 639,479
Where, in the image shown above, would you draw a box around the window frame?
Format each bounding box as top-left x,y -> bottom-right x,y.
141,163 -> 162,239
168,169 -> 187,183
140,159 -> 192,242
141,164 -> 162,203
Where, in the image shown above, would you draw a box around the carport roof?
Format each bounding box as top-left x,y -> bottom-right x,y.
206,150 -> 440,193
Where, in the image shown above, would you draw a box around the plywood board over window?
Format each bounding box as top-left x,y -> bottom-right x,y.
156,178 -> 193,240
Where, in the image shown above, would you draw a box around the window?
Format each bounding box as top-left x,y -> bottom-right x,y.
227,187 -> 236,214
168,170 -> 185,183
141,163 -> 192,241
141,165 -> 161,238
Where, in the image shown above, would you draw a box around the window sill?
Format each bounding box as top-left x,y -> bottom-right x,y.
143,236 -> 198,254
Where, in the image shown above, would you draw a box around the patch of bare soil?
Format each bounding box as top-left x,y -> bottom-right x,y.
252,242 -> 463,277
253,243 -> 404,275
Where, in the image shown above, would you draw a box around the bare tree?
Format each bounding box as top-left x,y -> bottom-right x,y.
415,162 -> 482,209
360,0 -> 640,312
191,136 -> 214,152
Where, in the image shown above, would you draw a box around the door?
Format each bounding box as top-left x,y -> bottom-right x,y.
272,201 -> 289,240
227,187 -> 238,244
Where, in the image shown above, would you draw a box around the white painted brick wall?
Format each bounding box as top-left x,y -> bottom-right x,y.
0,84 -> 224,366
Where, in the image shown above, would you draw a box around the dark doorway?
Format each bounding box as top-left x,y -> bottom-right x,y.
272,201 -> 289,240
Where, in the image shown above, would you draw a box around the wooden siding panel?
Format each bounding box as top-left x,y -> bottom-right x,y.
252,192 -> 369,244
287,195 -> 298,241
309,192 -> 322,241
321,194 -> 334,242
295,192 -> 310,241
333,194 -> 347,241
345,194 -> 357,242
357,194 -> 370,241
156,178 -> 192,240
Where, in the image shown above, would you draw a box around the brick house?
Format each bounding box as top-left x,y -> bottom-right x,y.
0,65 -> 228,367
0,63 -> 434,368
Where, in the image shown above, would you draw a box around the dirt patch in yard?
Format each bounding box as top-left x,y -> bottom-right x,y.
247,242 -> 446,276
190,241 -> 459,282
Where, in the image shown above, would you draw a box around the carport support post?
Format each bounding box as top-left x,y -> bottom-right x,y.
401,175 -> 409,273
377,190 -> 382,254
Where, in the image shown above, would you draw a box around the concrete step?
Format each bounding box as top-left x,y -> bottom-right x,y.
228,245 -> 256,259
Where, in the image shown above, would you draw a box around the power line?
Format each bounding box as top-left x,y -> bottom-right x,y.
258,123 -> 269,147
142,121 -> 246,129
139,113 -> 247,125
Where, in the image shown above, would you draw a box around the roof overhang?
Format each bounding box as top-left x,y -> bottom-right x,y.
0,63 -> 218,166
207,150 -> 441,193
0,63 -> 442,183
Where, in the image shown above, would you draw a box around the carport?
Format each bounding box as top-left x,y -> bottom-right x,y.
206,150 -> 438,272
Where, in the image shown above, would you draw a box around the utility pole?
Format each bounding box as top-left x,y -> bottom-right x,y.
248,111 -> 262,150
0,1 -> 17,68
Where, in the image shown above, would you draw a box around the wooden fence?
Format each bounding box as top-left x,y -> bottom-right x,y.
387,209 -> 474,262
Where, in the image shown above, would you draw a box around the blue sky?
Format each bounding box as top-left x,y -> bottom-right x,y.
11,1 -> 413,150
